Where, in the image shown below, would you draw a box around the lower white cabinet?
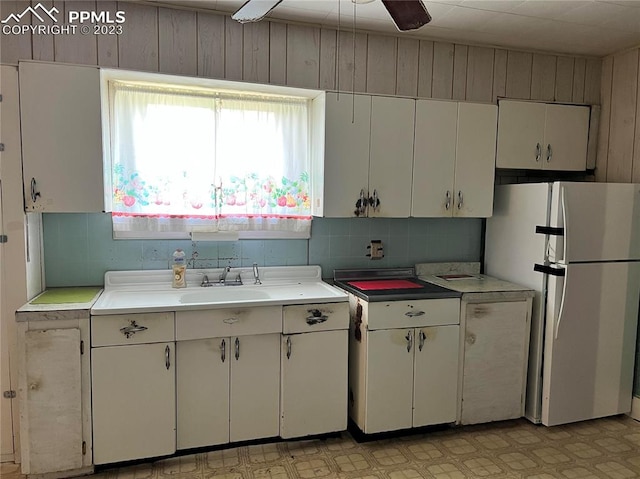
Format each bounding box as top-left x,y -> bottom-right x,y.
92,342 -> 176,464
360,326 -> 459,433
460,299 -> 531,425
176,333 -> 281,449
91,312 -> 176,465
16,316 -> 93,477
280,330 -> 348,438
348,297 -> 461,434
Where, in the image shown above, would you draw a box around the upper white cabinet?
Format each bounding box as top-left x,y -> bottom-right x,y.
19,61 -> 105,212
322,93 -> 415,217
496,100 -> 590,171
412,101 -> 497,217
368,96 -> 415,217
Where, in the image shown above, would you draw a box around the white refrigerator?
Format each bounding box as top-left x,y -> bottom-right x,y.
485,182 -> 640,426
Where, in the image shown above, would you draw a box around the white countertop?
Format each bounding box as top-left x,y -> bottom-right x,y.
91,266 -> 348,315
416,262 -> 534,295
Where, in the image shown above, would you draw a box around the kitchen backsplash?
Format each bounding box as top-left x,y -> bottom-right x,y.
43,213 -> 482,287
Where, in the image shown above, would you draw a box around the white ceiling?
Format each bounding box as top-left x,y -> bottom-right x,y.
142,0 -> 640,57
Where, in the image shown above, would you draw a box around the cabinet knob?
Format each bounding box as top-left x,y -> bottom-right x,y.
29,382 -> 39,390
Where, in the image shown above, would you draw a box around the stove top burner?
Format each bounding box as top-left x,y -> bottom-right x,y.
333,268 -> 461,302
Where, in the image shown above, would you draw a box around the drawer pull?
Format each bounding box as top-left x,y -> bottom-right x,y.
223,317 -> 239,324
404,311 -> 425,318
306,309 -> 328,325
120,320 -> 148,338
220,339 -> 226,363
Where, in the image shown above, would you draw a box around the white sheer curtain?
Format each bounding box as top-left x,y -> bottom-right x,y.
107,82 -> 312,238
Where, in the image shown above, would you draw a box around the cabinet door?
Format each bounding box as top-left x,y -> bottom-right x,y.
230,334 -> 280,442
543,104 -> 589,171
365,329 -> 414,433
323,92 -> 371,217
19,62 -> 104,212
22,329 -> 82,474
369,96 -> 415,217
495,100 -> 545,169
453,103 -> 498,218
92,343 -> 175,464
413,325 -> 459,427
411,100 -> 457,217
176,338 -> 230,449
281,330 -> 348,438
461,301 -> 529,425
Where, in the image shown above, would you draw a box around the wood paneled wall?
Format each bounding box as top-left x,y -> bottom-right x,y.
597,48 -> 640,183
1,0 -> 600,106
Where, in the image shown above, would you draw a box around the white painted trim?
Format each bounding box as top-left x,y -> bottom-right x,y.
629,396 -> 640,422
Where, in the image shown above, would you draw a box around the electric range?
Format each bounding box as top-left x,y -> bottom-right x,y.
333,268 -> 461,302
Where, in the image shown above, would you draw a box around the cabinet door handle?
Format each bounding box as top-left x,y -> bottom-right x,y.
165,345 -> 171,370
404,311 -> 425,318
220,339 -> 226,363
418,330 -> 426,351
235,337 -> 240,360
286,336 -> 292,359
119,320 -> 148,338
405,330 -> 413,353
223,317 -> 239,324
457,190 -> 463,209
30,177 -> 41,204
535,142 -> 541,162
445,190 -> 451,210
546,144 -> 552,162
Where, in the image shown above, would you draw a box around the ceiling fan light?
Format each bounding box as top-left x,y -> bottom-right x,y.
231,0 -> 283,23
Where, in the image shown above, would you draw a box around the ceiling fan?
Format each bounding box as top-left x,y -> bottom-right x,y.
231,0 -> 432,32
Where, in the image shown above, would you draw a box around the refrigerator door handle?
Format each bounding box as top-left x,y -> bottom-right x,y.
535,226 -> 564,236
553,265 -> 568,340
533,263 -> 566,276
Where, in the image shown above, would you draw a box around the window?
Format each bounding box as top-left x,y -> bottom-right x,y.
105,80 -> 313,239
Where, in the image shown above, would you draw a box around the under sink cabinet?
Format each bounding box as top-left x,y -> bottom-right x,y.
347,297 -> 460,434
91,312 -> 176,465
175,306 -> 282,448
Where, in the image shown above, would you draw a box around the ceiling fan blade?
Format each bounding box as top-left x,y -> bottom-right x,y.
232,0 -> 283,23
381,0 -> 432,31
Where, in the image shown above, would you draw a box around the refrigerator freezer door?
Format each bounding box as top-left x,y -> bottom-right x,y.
549,182 -> 640,263
541,261 -> 640,426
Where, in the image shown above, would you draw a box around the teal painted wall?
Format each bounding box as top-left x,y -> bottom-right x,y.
42,213 -> 482,286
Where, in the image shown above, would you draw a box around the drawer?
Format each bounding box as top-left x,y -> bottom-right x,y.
176,306 -> 282,340
283,302 -> 349,334
365,298 -> 459,330
91,312 -> 175,347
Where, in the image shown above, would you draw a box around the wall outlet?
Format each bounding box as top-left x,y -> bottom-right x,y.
367,240 -> 384,260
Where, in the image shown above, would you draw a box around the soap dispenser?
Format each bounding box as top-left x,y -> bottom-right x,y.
171,249 -> 186,288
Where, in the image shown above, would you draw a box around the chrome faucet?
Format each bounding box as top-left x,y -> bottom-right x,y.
253,263 -> 262,285
219,265 -> 231,284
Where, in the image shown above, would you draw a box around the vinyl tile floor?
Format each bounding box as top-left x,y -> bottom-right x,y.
2,416 -> 640,479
